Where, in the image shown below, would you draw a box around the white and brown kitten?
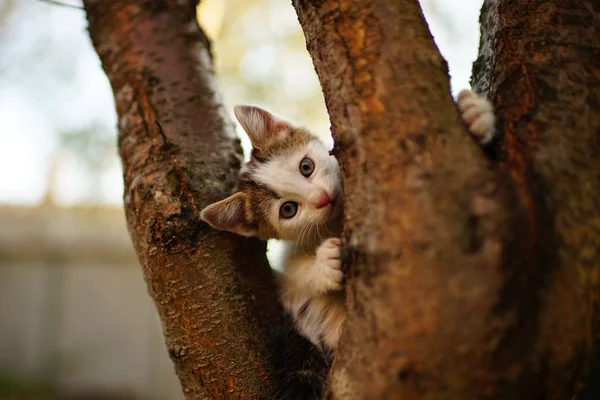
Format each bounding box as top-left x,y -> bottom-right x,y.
200,89 -> 496,352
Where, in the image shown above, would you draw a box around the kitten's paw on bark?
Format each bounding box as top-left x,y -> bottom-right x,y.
313,238 -> 343,292
458,89 -> 496,145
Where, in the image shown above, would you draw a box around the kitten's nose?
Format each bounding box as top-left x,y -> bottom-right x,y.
315,191 -> 331,209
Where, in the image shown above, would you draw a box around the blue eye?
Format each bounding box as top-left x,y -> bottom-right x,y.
279,201 -> 298,219
299,157 -> 314,177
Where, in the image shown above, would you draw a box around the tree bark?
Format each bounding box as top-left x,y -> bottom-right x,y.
83,1 -> 292,398
293,0 -> 512,398
472,1 -> 600,398
294,0 -> 599,399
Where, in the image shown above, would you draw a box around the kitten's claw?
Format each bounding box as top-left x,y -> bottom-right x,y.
314,238 -> 343,292
457,89 -> 495,145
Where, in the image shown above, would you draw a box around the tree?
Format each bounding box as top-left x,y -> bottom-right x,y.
84,0 -> 599,399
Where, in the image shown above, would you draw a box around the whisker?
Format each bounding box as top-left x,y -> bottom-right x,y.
296,221 -> 310,253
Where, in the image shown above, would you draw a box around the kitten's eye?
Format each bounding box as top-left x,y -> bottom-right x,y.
299,157 -> 315,177
279,201 -> 298,219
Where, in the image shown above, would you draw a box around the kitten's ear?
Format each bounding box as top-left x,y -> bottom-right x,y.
234,105 -> 293,148
200,192 -> 257,237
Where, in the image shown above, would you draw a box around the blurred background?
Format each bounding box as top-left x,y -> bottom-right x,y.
0,0 -> 486,398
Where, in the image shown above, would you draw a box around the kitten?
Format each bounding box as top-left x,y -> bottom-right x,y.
200,89 -> 496,353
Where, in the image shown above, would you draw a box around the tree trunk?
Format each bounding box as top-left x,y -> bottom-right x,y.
293,0 -> 599,399
293,0 -> 512,398
83,1 -> 298,398
472,1 -> 600,398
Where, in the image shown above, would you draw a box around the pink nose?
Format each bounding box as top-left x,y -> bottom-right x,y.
316,191 -> 332,209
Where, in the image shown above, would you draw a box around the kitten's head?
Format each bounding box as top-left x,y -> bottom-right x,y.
200,105 -> 342,243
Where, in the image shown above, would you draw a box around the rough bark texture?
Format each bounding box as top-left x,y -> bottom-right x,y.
293,0 -> 516,398
84,1 -> 285,398
472,1 -> 600,398
294,0 -> 600,399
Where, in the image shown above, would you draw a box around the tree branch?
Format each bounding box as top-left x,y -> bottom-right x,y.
472,0 -> 600,397
37,0 -> 83,10
294,0 -> 600,397
293,0 -> 522,398
83,1 -> 288,397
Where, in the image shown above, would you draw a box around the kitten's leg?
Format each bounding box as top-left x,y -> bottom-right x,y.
293,293 -> 345,352
457,89 -> 496,145
280,238 -> 345,350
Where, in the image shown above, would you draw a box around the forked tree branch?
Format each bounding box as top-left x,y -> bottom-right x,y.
82,0 -> 600,398
292,0 -> 520,397
293,0 -> 600,398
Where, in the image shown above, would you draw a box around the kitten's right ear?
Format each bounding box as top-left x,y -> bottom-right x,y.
234,105 -> 292,148
200,192 -> 257,237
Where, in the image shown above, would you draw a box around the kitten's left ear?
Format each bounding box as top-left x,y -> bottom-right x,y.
200,192 -> 257,237
234,105 -> 293,148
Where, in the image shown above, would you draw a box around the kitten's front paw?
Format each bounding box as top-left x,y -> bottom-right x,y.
313,238 -> 343,292
457,89 -> 496,145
